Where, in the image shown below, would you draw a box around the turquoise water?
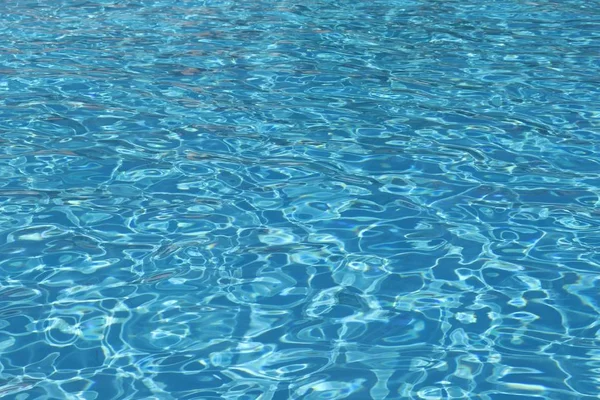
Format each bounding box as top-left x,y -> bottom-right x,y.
1,0 -> 599,398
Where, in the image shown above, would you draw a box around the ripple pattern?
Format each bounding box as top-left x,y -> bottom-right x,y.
1,0 -> 600,399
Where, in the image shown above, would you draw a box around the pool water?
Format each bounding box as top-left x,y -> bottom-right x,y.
1,0 -> 599,399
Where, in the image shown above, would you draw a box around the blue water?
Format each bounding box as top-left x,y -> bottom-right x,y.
1,0 -> 599,398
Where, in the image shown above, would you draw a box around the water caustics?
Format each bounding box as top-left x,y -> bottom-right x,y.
0,0 -> 600,399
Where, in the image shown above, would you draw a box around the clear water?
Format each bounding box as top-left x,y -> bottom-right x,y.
0,0 -> 599,398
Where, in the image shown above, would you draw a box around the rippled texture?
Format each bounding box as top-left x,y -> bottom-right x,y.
1,0 -> 599,398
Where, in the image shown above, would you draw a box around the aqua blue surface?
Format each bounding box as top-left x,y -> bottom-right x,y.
0,0 -> 599,399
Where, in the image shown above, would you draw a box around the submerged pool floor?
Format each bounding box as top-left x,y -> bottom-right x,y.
1,0 -> 600,399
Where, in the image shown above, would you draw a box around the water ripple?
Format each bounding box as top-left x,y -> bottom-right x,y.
1,0 -> 599,398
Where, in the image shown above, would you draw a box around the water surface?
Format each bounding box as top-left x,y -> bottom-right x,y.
0,0 -> 599,399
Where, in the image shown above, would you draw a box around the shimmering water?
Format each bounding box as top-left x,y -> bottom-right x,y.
0,0 -> 599,399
